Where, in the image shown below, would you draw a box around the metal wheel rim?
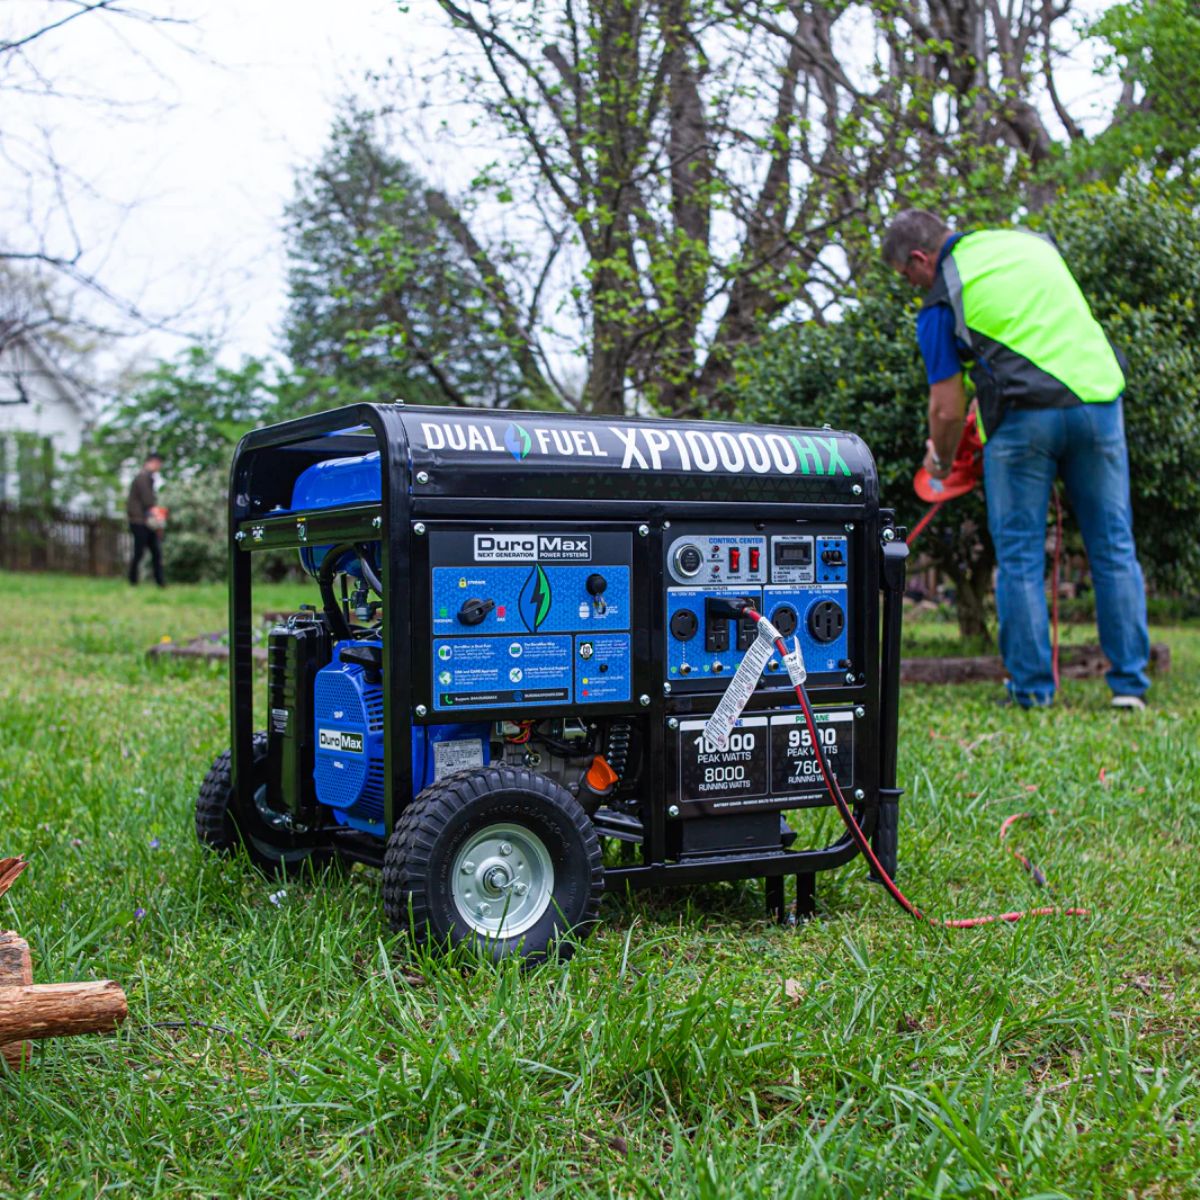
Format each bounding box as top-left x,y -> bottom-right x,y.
450,822 -> 554,938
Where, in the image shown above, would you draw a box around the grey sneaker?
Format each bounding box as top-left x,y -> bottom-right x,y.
1111,694 -> 1147,712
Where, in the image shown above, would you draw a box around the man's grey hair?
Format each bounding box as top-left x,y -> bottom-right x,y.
881,209 -> 951,269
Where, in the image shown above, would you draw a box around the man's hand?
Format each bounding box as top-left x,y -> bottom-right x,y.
923,440 -> 952,480
926,373 -> 968,478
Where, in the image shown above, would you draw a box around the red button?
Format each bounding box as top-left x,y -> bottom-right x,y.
729,548 -> 741,571
749,547 -> 760,572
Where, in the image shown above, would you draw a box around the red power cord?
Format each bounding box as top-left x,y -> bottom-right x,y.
743,609 -> 1088,928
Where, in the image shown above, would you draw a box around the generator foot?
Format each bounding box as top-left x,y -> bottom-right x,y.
765,875 -> 786,924
794,873 -> 815,923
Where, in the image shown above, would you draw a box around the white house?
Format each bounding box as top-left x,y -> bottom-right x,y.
0,325 -> 94,505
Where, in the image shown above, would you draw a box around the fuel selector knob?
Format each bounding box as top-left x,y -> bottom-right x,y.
673,543 -> 703,578
586,573 -> 609,614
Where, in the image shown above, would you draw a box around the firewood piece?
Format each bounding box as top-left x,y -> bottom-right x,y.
0,931 -> 32,1070
0,981 -> 127,1043
0,858 -> 26,901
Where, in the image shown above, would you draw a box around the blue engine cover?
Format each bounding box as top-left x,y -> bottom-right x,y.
291,451 -> 383,575
313,643 -> 387,835
313,641 -> 491,837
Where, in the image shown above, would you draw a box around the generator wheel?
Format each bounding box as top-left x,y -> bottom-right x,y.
196,732 -> 334,878
383,766 -> 603,964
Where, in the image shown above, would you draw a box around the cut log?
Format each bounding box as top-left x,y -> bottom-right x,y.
0,931 -> 32,1070
0,981 -> 127,1043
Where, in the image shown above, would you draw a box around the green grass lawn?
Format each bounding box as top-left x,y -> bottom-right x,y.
1,571 -> 1197,1197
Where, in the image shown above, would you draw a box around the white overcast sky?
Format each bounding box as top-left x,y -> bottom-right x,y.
2,0 -> 1120,380
3,0 -> 472,370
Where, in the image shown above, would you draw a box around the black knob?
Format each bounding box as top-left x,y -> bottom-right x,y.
457,597 -> 496,626
586,573 -> 608,597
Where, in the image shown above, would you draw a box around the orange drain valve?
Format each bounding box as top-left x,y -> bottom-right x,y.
581,755 -> 620,804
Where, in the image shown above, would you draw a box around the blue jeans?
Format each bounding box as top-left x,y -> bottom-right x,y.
982,399 -> 1150,705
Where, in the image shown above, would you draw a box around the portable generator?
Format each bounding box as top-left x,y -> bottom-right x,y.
197,404 -> 907,962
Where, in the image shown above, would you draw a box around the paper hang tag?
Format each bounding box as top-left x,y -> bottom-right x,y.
782,636 -> 807,686
702,617 -> 779,751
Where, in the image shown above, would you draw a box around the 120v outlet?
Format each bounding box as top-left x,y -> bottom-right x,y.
808,599 -> 845,643
670,608 -> 699,641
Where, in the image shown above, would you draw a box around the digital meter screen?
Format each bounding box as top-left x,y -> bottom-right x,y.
774,542 -> 812,565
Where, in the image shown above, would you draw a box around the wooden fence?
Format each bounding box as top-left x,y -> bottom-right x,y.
0,503 -> 131,577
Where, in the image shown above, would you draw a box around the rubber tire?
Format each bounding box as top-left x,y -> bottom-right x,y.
383,766 -> 604,964
196,732 -> 335,878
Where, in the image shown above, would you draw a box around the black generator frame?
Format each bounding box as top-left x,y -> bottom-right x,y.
227,402 -> 907,916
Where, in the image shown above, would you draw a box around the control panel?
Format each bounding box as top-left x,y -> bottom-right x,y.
664,524 -> 852,691
428,529 -> 633,712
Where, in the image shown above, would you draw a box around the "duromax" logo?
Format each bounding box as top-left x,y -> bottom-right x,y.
318,729 -> 364,754
474,534 -> 592,563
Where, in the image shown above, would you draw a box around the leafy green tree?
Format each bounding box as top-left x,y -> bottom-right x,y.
1073,0 -> 1200,184
66,345 -> 279,512
91,345 -> 275,477
284,107 -> 553,411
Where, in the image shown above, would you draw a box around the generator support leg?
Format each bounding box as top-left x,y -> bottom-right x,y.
872,800 -> 899,880
765,875 -> 785,924
795,873 -> 815,922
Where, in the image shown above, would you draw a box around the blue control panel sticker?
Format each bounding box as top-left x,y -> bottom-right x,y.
666,586 -> 768,688
576,633 -> 631,703
433,635 -> 572,711
432,565 -> 631,637
762,585 -> 848,674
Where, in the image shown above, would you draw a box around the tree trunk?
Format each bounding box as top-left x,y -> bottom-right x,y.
955,563 -> 993,644
928,520 -> 996,647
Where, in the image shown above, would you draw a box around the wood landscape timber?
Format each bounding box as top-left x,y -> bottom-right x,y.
0,858 -> 128,1071
900,642 -> 1170,686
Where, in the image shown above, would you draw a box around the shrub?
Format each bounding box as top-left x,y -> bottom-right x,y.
160,471 -> 298,584
726,180 -> 1200,635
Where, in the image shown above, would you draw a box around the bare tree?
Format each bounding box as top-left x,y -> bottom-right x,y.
0,1 -> 193,315
415,1 -> 1122,414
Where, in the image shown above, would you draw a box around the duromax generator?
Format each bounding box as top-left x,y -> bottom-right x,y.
197,404 -> 908,962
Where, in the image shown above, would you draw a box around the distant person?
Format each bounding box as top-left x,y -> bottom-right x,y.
127,451 -> 165,587
882,209 -> 1150,710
